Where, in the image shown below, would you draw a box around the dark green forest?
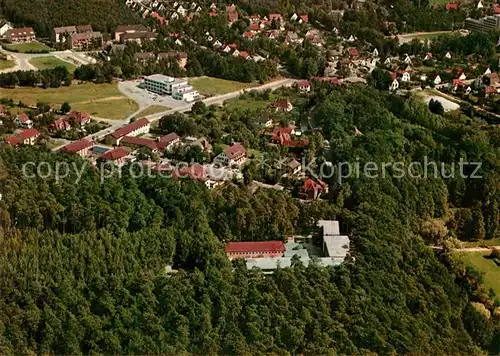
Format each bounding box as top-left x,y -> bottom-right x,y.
0,85 -> 499,354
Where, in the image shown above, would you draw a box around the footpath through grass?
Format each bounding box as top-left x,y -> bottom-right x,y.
458,251 -> 500,299
189,77 -> 257,96
29,56 -> 77,72
134,105 -> 171,118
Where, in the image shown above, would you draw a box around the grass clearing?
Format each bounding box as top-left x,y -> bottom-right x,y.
134,105 -> 170,118
0,59 -> 15,70
461,238 -> 500,248
29,56 -> 77,72
189,77 -> 257,96
458,251 -> 500,299
0,83 -> 124,107
72,98 -> 139,120
4,42 -> 54,53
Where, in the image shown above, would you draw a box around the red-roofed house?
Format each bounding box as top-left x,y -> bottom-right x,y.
227,9 -> 239,25
225,241 -> 285,260
157,132 -> 180,151
249,14 -> 261,22
243,31 -> 254,39
489,72 -> 499,86
172,163 -> 205,181
493,4 -> 500,14
445,3 -> 459,10
51,117 -> 71,132
271,125 -> 309,148
424,52 -> 433,60
17,128 -> 40,145
6,27 -> 35,42
107,118 -> 150,145
299,14 -> 309,23
214,143 -> 247,166
299,178 -> 328,200
238,51 -> 250,60
0,105 -> 6,117
209,9 -> 217,17
273,99 -> 293,112
14,113 -> 32,128
269,14 -> 284,23
151,12 -> 168,25
296,80 -> 311,93
485,85 -> 497,97
249,23 -> 260,32
59,139 -> 94,157
65,111 -> 91,128
99,147 -> 130,166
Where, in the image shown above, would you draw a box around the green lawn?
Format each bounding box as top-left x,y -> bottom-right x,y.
189,77 -> 257,96
458,251 -> 500,299
134,105 -> 171,118
0,59 -> 15,70
411,31 -> 452,40
29,56 -> 77,72
72,98 -> 139,120
0,83 -> 124,106
4,42 -> 54,53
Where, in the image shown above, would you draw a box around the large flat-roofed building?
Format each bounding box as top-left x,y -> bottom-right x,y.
466,15 -> 500,33
143,74 -> 199,101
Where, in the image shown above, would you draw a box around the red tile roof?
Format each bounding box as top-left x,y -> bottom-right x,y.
225,241 -> 285,254
485,85 -> 497,94
239,51 -> 249,59
243,31 -> 254,39
302,178 -> 326,192
5,136 -> 21,146
173,163 -> 205,180
445,2 -> 459,10
111,118 -> 150,139
60,139 -> 94,153
17,128 -> 39,140
159,132 -> 179,145
99,147 -> 130,161
16,113 -> 31,124
348,47 -> 359,57
66,111 -> 90,123
120,135 -> 157,150
274,99 -> 292,109
299,14 -> 309,22
269,14 -> 283,22
297,80 -> 311,88
225,143 -> 246,159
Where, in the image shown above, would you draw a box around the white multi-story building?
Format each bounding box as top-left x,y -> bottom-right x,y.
143,74 -> 199,102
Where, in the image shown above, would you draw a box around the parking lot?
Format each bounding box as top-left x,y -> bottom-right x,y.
118,80 -> 187,109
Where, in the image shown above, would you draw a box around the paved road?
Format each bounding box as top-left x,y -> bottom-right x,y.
52,78 -> 297,151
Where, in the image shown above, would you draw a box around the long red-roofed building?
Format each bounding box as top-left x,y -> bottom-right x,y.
107,118 -> 150,145
225,241 -> 286,260
59,140 -> 94,157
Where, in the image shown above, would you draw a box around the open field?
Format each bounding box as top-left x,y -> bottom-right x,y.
462,238 -> 500,248
0,83 -> 124,106
134,105 -> 170,118
189,77 -> 257,96
4,42 -> 54,53
458,251 -> 500,299
0,59 -> 15,70
72,98 -> 139,120
29,56 -> 77,72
